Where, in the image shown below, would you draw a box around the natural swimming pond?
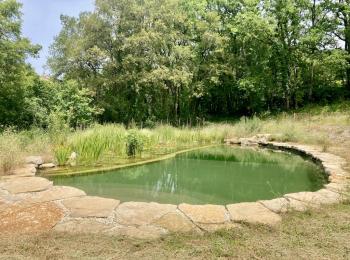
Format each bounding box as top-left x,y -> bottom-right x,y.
50,146 -> 327,205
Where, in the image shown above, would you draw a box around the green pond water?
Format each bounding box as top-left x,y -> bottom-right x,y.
50,146 -> 327,205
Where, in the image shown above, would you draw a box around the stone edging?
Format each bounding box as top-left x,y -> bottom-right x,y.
0,137 -> 349,239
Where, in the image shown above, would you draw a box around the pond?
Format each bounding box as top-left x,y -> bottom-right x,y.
50,146 -> 327,205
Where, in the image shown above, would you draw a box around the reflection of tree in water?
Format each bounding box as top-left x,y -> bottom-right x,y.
120,165 -> 150,180
152,160 -> 178,195
180,146 -> 324,173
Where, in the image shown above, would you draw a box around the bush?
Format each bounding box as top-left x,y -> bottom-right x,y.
126,130 -> 144,157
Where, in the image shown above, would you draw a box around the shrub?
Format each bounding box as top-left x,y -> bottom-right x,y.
126,130 -> 144,157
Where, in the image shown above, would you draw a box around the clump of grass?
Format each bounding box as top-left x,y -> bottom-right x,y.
0,129 -> 24,174
54,145 -> 71,166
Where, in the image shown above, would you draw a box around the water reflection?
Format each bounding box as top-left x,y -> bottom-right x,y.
52,146 -> 326,205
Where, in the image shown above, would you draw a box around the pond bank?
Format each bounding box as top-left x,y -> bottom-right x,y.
0,137 -> 349,239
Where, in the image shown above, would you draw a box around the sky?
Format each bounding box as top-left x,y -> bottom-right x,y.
19,0 -> 95,75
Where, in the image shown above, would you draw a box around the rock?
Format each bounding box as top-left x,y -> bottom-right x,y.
116,202 -> 177,226
178,204 -> 229,224
239,138 -> 259,146
197,222 -> 240,232
62,196 -> 120,218
259,198 -> 290,214
69,152 -> 77,160
25,156 -> 44,166
54,219 -> 112,234
325,182 -> 349,194
285,198 -> 310,212
224,138 -> 240,145
39,163 -> 56,169
153,211 -> 197,233
227,202 -> 281,226
108,225 -> 168,240
11,164 -> 36,176
0,202 -> 64,234
314,189 -> 343,204
0,177 -> 52,194
19,186 -> 86,203
284,190 -> 343,206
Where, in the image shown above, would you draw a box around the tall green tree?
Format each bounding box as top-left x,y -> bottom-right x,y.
0,0 -> 40,127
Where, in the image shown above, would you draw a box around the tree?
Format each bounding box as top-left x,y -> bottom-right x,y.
0,0 -> 40,128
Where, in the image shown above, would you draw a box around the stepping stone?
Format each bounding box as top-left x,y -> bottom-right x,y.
178,204 -> 229,224
153,211 -> 197,233
115,202 -> 177,226
0,177 -> 52,194
62,196 -> 120,218
227,202 -> 281,226
54,219 -> 112,234
19,186 -> 86,203
39,163 -> 56,169
259,198 -> 290,213
11,164 -> 36,176
0,202 -> 64,234
25,156 -> 43,166
108,225 -> 168,240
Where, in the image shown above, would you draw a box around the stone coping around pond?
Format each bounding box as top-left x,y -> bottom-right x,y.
0,137 -> 349,239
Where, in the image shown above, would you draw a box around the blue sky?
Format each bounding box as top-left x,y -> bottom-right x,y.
19,0 -> 95,75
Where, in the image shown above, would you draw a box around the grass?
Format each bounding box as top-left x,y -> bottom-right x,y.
0,202 -> 349,259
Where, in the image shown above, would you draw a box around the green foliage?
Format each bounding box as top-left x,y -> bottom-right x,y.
54,146 -> 71,166
0,0 -> 40,128
126,130 -> 144,157
44,0 -> 349,125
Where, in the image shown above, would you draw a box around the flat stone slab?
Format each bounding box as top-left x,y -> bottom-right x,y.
0,202 -> 64,234
153,211 -> 197,233
116,202 -> 177,226
62,196 -> 120,218
11,164 -> 36,176
325,182 -> 349,194
25,156 -> 43,166
108,225 -> 168,240
285,190 -> 343,206
39,163 -> 56,169
178,204 -> 229,224
0,177 -> 52,194
259,198 -> 290,213
227,202 -> 281,226
54,219 -> 112,233
20,186 -> 86,203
